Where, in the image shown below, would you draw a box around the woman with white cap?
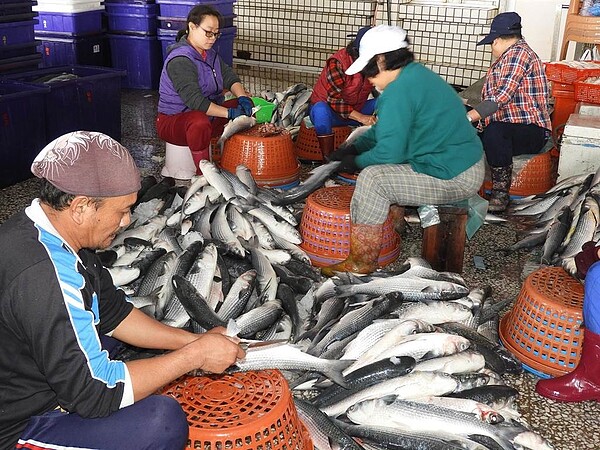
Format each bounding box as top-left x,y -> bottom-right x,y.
322,25 -> 484,276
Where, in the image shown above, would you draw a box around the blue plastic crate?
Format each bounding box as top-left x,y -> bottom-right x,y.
105,2 -> 158,15
37,32 -> 109,67
157,13 -> 234,30
0,19 -> 37,46
156,0 -> 235,18
158,25 -> 234,65
108,33 -> 161,89
0,80 -> 49,188
0,1 -> 36,18
107,12 -> 158,34
0,52 -> 41,74
35,9 -> 102,35
0,39 -> 38,59
5,65 -> 125,141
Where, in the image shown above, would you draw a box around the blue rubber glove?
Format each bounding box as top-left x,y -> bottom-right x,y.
329,144 -> 358,161
337,154 -> 358,173
237,96 -> 254,116
228,105 -> 246,120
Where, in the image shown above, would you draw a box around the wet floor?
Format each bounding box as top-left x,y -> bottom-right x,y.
1,89 -> 599,449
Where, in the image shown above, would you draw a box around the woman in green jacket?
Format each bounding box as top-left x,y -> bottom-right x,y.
323,25 -> 484,276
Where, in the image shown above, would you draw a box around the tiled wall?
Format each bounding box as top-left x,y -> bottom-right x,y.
233,0 -> 498,93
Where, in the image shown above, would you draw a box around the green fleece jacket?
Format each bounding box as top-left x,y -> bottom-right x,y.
354,62 -> 483,180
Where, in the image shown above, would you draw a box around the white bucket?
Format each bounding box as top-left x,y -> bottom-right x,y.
161,143 -> 196,180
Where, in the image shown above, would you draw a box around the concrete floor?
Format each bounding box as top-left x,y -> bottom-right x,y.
1,89 -> 599,449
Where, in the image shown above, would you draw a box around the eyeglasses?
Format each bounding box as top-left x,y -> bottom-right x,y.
198,26 -> 222,39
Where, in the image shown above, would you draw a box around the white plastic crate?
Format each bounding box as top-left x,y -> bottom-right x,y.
34,0 -> 104,13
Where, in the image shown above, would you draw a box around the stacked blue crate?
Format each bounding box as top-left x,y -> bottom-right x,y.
33,0 -> 109,67
106,0 -> 162,89
156,0 -> 236,65
0,0 -> 42,74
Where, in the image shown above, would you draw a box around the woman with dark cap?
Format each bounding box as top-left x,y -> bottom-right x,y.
321,25 -> 484,276
156,5 -> 253,175
309,25 -> 378,159
467,12 -> 551,212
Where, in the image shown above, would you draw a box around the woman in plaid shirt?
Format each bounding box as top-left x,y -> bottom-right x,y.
310,26 -> 378,159
467,12 -> 551,212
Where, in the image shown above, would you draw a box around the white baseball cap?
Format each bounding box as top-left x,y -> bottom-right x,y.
346,25 -> 409,75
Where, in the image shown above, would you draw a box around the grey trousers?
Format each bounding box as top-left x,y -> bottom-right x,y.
350,156 -> 485,225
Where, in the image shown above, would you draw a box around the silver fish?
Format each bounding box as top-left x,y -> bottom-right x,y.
230,342 -> 352,387
247,206 -> 302,244
217,115 -> 256,154
413,349 -> 486,374
335,275 -> 469,302
294,398 -> 365,450
106,265 -> 140,286
321,371 -> 459,417
271,160 -> 342,206
346,397 -> 513,450
199,160 -> 236,201
346,332 -> 470,374
341,319 -> 436,361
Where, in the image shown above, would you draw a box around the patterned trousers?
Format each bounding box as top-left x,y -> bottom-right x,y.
350,156 -> 485,225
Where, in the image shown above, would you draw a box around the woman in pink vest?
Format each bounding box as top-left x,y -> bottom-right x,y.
309,26 -> 378,159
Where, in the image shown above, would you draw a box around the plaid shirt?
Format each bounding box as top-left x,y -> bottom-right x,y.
325,58 -> 354,118
482,40 -> 551,130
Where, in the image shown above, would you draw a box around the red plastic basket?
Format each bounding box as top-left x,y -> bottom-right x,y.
499,267 -> 585,377
545,61 -> 600,84
294,121 -> 352,161
299,185 -> 401,267
481,149 -> 559,198
161,370 -> 313,450
574,77 -> 600,104
220,126 -> 300,188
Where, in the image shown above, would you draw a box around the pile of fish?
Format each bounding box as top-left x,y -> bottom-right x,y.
284,264 -> 554,450
504,166 -> 600,276
100,162 -> 554,449
258,83 -> 313,138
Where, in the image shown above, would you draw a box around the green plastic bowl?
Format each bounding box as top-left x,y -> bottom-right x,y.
252,97 -> 275,123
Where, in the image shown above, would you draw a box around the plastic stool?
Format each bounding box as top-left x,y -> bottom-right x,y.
161,142 -> 196,180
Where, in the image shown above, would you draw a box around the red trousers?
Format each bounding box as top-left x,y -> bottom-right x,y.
155,99 -> 237,173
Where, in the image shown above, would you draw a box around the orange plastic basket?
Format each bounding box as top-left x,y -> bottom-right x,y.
499,266 -> 585,378
220,126 -> 300,188
481,149 -> 559,198
574,77 -> 600,104
210,137 -> 221,163
161,370 -> 313,450
299,185 -> 401,267
294,121 -> 352,161
545,61 -> 600,84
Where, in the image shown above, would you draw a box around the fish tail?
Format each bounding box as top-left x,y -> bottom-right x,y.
324,359 -> 354,388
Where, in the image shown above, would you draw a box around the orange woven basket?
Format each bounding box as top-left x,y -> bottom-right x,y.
210,137 -> 221,163
161,370 -> 313,450
220,126 -> 300,188
299,185 -> 401,267
499,266 -> 585,378
294,121 -> 352,161
544,61 -> 600,84
481,149 -> 559,198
